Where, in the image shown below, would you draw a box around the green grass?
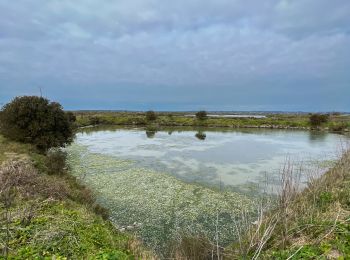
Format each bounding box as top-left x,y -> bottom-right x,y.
3,199 -> 132,259
0,135 -> 153,259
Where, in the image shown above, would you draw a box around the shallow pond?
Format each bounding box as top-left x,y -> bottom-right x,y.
66,126 -> 346,254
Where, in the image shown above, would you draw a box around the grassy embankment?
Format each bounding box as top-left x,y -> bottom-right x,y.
74,111 -> 350,132
0,135 -> 154,259
225,148 -> 350,259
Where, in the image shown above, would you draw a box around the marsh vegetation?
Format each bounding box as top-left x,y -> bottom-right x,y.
74,111 -> 350,132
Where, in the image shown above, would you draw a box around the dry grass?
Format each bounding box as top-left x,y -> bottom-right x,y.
169,235 -> 220,260
225,148 -> 350,259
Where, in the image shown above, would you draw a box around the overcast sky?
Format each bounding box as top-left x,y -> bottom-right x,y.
0,0 -> 349,111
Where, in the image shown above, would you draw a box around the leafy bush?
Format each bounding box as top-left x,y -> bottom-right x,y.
65,111 -> 76,124
309,113 -> 329,128
145,110 -> 157,121
329,122 -> 347,132
0,96 -> 75,152
195,111 -> 207,120
45,149 -> 67,175
89,116 -> 101,125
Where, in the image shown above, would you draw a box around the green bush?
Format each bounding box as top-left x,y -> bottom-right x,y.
309,113 -> 329,128
195,111 -> 207,120
89,116 -> 101,125
145,110 -> 157,121
0,96 -> 75,152
329,122 -> 347,132
45,149 -> 67,175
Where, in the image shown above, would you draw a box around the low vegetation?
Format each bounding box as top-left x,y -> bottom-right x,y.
309,113 -> 330,129
225,149 -> 350,259
74,111 -> 350,132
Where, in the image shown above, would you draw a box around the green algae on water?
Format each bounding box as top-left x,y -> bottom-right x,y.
66,143 -> 254,253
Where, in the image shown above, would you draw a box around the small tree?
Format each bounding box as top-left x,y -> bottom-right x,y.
145,110 -> 157,121
195,111 -> 207,120
309,113 -> 329,128
0,96 -> 75,152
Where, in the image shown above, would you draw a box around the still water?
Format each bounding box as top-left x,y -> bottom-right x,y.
74,126 -> 344,189
67,126 -> 346,253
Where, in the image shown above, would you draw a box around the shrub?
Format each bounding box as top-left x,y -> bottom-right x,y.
66,111 -> 77,124
89,116 -> 101,125
0,96 -> 75,152
45,149 -> 67,175
145,110 -> 157,121
329,122 -> 347,132
309,113 -> 329,128
195,111 -> 207,120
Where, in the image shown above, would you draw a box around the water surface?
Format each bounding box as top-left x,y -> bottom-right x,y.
75,127 -> 344,189
67,127 -> 346,253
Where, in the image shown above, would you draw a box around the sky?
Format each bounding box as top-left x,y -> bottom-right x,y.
0,0 -> 349,111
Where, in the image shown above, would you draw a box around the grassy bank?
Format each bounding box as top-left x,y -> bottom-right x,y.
0,135 -> 153,259
74,111 -> 350,132
225,149 -> 350,259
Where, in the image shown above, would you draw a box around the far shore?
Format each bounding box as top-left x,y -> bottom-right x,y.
73,111 -> 350,133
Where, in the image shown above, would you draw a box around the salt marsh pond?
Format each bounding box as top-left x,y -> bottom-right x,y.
66,126 -> 346,253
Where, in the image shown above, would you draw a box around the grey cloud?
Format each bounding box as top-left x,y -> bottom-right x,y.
0,0 -> 349,111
